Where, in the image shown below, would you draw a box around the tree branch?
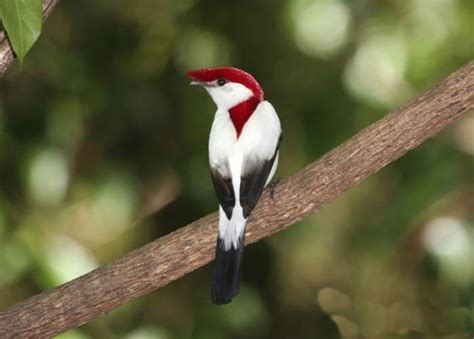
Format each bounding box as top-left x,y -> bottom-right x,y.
0,62 -> 472,337
0,0 -> 60,76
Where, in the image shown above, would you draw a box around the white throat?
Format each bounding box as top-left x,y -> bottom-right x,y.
205,82 -> 253,111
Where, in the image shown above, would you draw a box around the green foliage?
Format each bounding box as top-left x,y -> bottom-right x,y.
0,0 -> 42,65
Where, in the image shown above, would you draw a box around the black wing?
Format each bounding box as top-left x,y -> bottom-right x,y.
210,168 -> 235,220
240,133 -> 282,218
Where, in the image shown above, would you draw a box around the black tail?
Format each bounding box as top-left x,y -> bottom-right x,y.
211,235 -> 245,305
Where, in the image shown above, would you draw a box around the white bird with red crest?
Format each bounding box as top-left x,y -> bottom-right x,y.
187,67 -> 282,304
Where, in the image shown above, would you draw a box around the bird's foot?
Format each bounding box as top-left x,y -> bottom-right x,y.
268,177 -> 282,201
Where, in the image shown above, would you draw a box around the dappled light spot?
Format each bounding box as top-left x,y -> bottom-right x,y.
27,148 -> 69,207
422,216 -> 473,286
423,216 -> 470,258
291,0 -> 351,59
344,32 -> 413,107
44,235 -> 98,284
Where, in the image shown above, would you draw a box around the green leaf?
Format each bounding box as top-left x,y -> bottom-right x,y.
0,0 -> 42,66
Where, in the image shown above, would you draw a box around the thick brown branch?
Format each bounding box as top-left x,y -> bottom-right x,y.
0,62 -> 472,337
0,0 -> 60,76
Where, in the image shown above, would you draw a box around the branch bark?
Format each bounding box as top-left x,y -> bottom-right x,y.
0,0 -> 60,76
0,62 -> 472,337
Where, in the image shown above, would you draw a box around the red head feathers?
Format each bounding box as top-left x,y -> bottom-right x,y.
187,67 -> 264,102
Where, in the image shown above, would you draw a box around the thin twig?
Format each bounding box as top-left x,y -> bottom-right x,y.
0,0 -> 60,76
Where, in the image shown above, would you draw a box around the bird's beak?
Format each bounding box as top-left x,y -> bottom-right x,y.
190,80 -> 208,87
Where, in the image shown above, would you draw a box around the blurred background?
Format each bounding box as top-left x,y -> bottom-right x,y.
0,0 -> 473,338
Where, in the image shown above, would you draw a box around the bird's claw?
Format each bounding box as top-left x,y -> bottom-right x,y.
268,177 -> 282,201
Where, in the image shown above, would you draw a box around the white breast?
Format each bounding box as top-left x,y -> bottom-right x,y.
208,100 -> 281,193
239,101 -> 281,161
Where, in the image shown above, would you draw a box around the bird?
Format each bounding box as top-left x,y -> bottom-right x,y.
187,67 -> 282,304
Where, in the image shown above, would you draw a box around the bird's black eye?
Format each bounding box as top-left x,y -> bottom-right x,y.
217,77 -> 226,86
